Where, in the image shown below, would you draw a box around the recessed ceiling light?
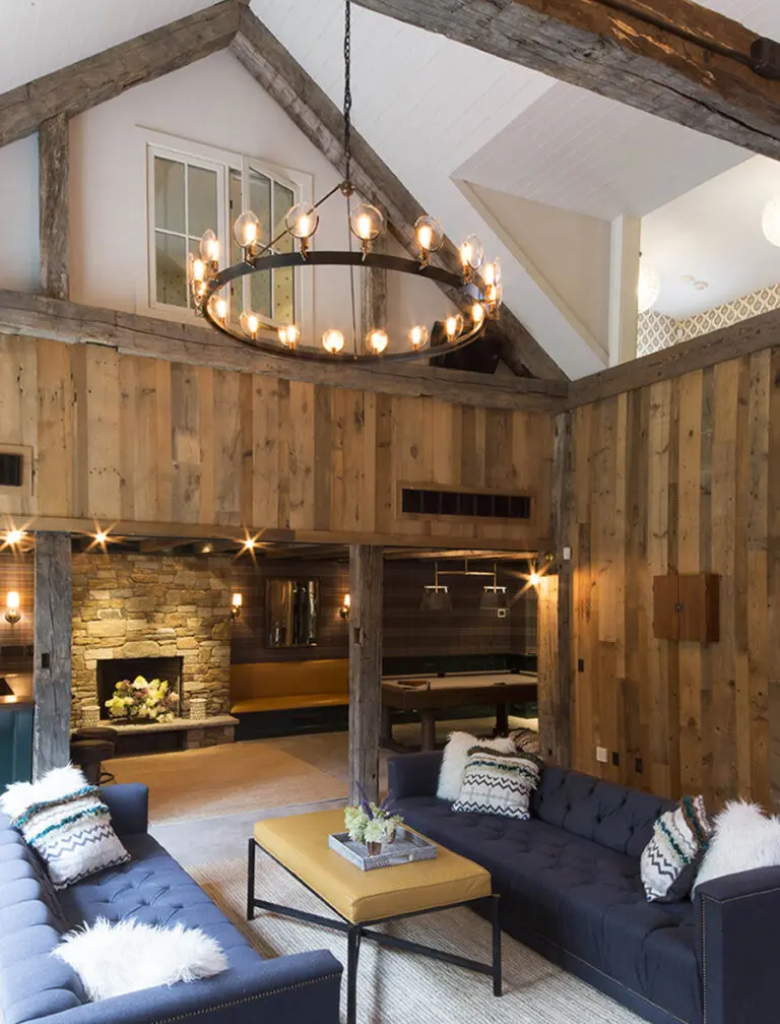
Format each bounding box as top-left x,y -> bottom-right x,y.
681,274 -> 695,283
694,280 -> 709,291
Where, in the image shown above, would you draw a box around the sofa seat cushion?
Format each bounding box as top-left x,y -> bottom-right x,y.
0,815 -> 86,1024
531,767 -> 676,858
231,693 -> 349,715
57,834 -> 262,976
397,796 -> 700,1024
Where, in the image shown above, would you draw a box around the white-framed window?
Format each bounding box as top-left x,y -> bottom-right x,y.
145,132 -> 312,330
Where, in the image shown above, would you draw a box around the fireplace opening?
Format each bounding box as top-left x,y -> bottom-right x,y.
96,657 -> 184,721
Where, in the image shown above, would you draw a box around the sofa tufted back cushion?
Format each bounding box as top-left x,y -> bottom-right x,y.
530,767 -> 676,859
0,815 -> 86,1024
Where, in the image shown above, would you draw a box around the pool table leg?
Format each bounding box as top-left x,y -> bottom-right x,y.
420,710 -> 437,751
495,703 -> 509,737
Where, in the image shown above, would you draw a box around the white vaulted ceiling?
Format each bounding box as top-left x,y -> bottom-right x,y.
2,0 -> 780,373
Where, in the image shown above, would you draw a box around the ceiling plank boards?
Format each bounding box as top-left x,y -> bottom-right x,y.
0,0 -> 242,148
349,0 -> 780,160
0,289 -> 567,412
230,7 -> 566,381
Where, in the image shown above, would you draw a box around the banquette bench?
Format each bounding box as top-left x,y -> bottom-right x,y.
230,659 -> 348,738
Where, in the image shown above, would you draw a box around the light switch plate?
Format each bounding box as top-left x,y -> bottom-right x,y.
596,746 -> 609,764
563,546 -> 571,560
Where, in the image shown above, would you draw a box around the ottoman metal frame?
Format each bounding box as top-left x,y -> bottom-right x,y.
247,837 -> 502,1024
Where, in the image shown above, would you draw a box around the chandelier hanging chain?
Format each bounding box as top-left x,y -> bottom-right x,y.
343,0 -> 353,184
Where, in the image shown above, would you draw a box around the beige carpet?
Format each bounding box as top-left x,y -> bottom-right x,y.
191,856 -> 643,1024
106,742 -> 347,823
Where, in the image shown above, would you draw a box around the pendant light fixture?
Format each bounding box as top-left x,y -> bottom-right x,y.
420,562 -> 452,611
190,1 -> 501,364
480,564 -> 508,611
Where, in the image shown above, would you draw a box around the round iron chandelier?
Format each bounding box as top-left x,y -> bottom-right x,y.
188,1 -> 501,364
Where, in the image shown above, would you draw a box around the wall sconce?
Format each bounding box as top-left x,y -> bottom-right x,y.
4,591 -> 21,624
231,593 -> 243,620
340,594 -> 351,619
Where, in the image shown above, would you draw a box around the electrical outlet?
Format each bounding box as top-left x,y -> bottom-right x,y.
611,751 -> 620,767
596,746 -> 608,764
578,658 -> 585,672
497,608 -> 507,619
563,546 -> 571,560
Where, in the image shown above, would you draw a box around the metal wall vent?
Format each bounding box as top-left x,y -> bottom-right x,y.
0,452 -> 22,488
401,487 -> 532,520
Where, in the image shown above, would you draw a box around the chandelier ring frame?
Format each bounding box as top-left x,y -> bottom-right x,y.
199,249 -> 489,365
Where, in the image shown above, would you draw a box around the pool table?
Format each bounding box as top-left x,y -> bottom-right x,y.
380,672 -> 538,751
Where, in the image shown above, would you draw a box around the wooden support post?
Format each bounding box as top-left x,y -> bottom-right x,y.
348,544 -> 383,804
33,533 -> 72,778
538,412 -> 573,766
361,237 -> 388,342
39,113 -> 69,301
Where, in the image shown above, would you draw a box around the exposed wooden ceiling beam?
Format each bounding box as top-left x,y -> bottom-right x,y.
0,290 -> 568,412
0,1 -> 242,148
39,113 -> 69,301
384,548 -> 536,561
230,8 -> 566,382
349,0 -> 780,160
569,306 -> 780,406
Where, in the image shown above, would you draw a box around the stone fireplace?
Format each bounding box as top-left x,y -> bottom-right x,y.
71,553 -> 233,727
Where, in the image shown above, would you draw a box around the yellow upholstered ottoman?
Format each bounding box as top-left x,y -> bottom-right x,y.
248,808 -> 501,1024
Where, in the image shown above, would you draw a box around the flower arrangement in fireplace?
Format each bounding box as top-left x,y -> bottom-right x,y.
105,676 -> 179,723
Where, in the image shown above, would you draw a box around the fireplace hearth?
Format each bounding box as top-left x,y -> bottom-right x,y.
96,657 -> 183,720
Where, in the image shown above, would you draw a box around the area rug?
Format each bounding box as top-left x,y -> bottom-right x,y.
105,742 -> 347,823
190,856 -> 643,1024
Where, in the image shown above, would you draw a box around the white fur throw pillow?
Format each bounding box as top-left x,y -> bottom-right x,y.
692,800 -> 780,897
53,918 -> 228,1000
437,732 -> 516,802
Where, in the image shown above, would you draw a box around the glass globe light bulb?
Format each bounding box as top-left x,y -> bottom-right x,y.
471,302 -> 486,326
460,234 -> 484,270
322,328 -> 346,354
349,203 -> 384,244
214,297 -> 228,322
366,328 -> 389,355
189,256 -> 206,284
637,261 -> 661,314
234,210 -> 260,249
483,260 -> 500,287
414,215 -> 444,254
278,324 -> 301,349
444,314 -> 464,342
200,229 -> 219,263
408,325 -> 430,351
285,202 -> 319,240
240,310 -> 260,339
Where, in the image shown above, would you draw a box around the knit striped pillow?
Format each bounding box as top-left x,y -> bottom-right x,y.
452,748 -> 543,820
3,765 -> 130,890
640,795 -> 711,902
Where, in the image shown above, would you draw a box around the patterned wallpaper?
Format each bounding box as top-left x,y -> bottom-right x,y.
637,282 -> 780,357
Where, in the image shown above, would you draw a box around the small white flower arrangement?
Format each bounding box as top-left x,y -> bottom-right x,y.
344,786 -> 403,853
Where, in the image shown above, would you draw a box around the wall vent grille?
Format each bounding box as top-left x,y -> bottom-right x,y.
0,453 -> 23,488
401,487 -> 532,520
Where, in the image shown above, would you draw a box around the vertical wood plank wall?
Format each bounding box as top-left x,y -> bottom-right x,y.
0,336 -> 554,548
570,350 -> 780,809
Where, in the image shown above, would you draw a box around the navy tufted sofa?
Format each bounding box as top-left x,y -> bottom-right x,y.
0,783 -> 342,1024
390,752 -> 780,1024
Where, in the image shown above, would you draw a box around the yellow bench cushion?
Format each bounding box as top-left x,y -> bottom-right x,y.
231,659 -> 348,699
253,808 -> 491,925
231,693 -> 349,714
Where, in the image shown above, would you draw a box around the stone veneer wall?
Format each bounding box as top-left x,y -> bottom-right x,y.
71,553 -> 233,725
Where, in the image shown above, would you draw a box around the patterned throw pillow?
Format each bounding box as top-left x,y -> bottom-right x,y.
452,748 -> 543,820
509,727 -> 541,755
1,765 -> 130,890
641,795 -> 710,902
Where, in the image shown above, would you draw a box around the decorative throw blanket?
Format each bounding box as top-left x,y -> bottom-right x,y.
1,765 -> 130,889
